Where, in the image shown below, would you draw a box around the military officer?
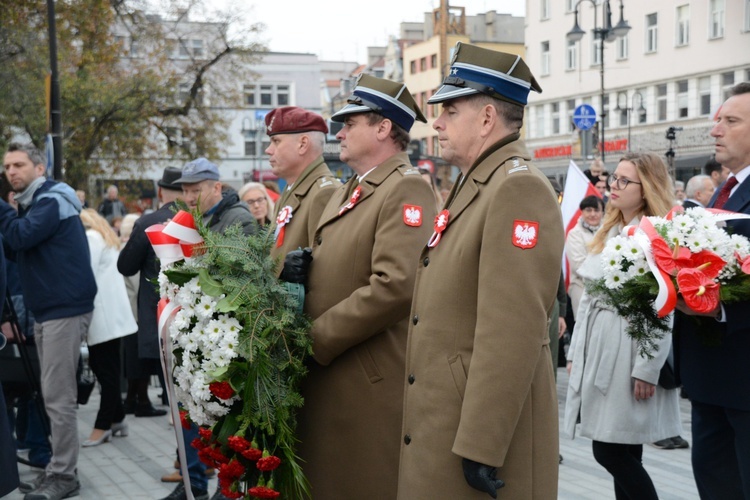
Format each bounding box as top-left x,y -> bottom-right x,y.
297,74 -> 437,499
398,43 -> 564,499
264,106 -> 340,272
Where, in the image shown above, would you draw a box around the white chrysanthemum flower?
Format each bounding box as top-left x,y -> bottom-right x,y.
196,294 -> 217,320
604,268 -> 627,289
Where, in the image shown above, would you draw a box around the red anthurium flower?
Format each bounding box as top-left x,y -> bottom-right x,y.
677,268 -> 720,314
652,238 -> 693,275
248,486 -> 281,499
736,252 -> 750,275
688,250 -> 725,279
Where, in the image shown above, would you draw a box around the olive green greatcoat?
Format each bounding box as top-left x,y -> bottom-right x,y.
398,136 -> 564,500
297,152 -> 436,499
268,156 -> 340,273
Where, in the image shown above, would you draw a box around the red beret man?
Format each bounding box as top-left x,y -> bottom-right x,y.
295,74 -> 437,499
397,42 -> 564,499
264,106 -> 340,273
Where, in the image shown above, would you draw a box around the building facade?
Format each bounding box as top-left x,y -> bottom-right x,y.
524,0 -> 750,180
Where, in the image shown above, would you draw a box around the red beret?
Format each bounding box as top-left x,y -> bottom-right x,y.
265,106 -> 328,136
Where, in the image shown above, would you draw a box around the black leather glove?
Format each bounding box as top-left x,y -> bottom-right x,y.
279,247 -> 313,286
462,458 -> 505,498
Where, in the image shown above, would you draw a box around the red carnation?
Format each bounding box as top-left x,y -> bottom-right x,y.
248,486 -> 280,499
179,410 -> 191,430
256,455 -> 281,472
227,435 -> 251,452
198,447 -> 217,468
209,381 -> 235,400
218,460 -> 245,481
241,447 -> 263,461
191,438 -> 207,450
210,447 -> 231,464
220,487 -> 244,499
198,427 -> 213,441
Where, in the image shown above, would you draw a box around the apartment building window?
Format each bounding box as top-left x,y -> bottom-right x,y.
677,80 -> 689,118
699,77 -> 711,115
676,5 -> 690,46
656,83 -> 667,121
541,0 -> 550,20
567,99 -> 576,132
276,85 -> 290,106
420,57 -> 427,71
178,83 -> 191,104
710,0 -> 725,38
616,34 -> 629,60
541,42 -> 550,76
192,39 -> 204,58
722,71 -> 735,100
244,84 -> 291,107
592,37 -> 602,66
535,106 -> 545,138
745,0 -> 750,31
410,60 -> 417,74
646,13 -> 658,53
636,89 -> 648,124
566,40 -> 577,70
244,85 -> 255,106
179,40 -> 190,58
431,54 -> 437,68
260,85 -> 273,106
552,102 -> 560,134
566,0 -> 575,13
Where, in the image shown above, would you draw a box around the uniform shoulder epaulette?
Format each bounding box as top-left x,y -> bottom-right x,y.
506,157 -> 529,175
401,166 -> 421,176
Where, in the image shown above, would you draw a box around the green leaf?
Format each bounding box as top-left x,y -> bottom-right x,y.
215,296 -> 240,312
198,267 -> 224,296
164,268 -> 198,286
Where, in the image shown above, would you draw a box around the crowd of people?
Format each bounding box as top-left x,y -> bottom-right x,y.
0,42 -> 747,500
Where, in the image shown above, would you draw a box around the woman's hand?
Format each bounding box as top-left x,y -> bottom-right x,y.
566,361 -> 572,376
633,378 -> 656,401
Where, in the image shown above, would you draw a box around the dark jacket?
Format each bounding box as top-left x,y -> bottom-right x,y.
0,180 -> 96,322
204,189 -> 257,235
118,202 -> 177,359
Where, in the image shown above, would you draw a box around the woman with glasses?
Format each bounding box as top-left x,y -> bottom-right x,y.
238,182 -> 275,228
563,152 -> 681,500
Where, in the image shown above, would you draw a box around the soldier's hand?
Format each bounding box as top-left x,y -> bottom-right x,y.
280,247 -> 313,286
462,458 -> 505,498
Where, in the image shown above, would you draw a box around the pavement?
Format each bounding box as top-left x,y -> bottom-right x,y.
6,368 -> 699,499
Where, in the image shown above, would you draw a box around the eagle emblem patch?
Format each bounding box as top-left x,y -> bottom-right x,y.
403,205 -> 423,227
512,220 -> 538,249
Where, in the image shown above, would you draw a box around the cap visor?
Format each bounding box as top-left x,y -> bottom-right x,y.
331,103 -> 372,122
427,84 -> 479,104
173,175 -> 216,184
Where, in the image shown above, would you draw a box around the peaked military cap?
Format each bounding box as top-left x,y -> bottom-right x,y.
332,74 -> 427,132
428,42 -> 542,106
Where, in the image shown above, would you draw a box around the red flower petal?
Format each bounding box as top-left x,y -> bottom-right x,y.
736,252 -> 750,275
240,447 -> 263,461
256,455 -> 282,471
209,381 -> 235,400
248,486 -> 281,499
652,238 -> 692,275
688,250 -> 726,279
677,268 -> 720,314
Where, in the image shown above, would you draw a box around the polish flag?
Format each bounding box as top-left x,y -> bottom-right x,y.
561,160 -> 602,288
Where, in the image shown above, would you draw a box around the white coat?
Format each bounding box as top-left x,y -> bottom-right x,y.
564,224 -> 681,444
86,230 -> 137,346
565,218 -> 596,319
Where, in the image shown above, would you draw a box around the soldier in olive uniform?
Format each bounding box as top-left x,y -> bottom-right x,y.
297,75 -> 437,499
264,106 -> 340,273
398,43 -> 564,499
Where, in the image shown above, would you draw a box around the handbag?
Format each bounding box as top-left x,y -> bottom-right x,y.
77,358 -> 96,405
658,358 -> 679,390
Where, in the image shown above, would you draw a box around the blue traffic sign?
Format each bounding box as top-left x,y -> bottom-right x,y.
573,104 -> 597,131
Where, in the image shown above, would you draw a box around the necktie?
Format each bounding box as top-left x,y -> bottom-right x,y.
712,176 -> 738,209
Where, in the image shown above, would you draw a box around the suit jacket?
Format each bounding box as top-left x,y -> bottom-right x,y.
681,199 -> 701,209
297,152 -> 436,499
398,136 -> 563,500
117,202 -> 177,359
676,174 -> 750,410
268,156 -> 340,273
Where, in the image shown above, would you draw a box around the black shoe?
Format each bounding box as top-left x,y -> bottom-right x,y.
671,435 -> 690,449
134,403 -> 167,417
123,400 -> 136,415
651,438 -> 675,449
160,483 -> 208,500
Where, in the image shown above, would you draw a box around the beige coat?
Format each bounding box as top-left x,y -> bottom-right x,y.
297,152 -> 436,499
398,137 -> 564,500
269,156 -> 340,273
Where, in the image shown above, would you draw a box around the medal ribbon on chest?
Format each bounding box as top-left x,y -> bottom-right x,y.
427,209 -> 450,248
274,205 -> 293,248
338,186 -> 362,216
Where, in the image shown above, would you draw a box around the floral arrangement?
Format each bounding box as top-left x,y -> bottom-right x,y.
154,213 -> 312,499
587,206 -> 750,357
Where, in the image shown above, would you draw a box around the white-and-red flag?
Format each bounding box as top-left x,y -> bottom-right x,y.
561,160 -> 602,288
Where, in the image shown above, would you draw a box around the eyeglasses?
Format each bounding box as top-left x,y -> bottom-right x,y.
607,173 -> 642,190
245,197 -> 267,206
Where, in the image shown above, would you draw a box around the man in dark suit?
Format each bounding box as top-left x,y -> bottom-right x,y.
676,81 -> 750,499
681,174 -> 715,209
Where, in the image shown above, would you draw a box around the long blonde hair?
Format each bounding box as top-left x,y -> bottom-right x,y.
589,152 -> 674,254
80,208 -> 120,249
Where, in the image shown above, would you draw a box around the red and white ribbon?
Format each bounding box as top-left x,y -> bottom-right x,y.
427,209 -> 450,248
146,210 -> 204,267
632,217 -> 678,317
338,186 -> 362,216
274,205 -> 293,248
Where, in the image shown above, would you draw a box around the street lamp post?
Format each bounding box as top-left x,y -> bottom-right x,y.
616,91 -> 646,151
567,0 -> 630,162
